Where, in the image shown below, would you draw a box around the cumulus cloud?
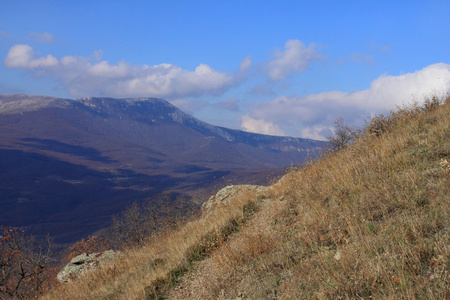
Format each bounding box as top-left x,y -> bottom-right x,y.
267,39 -> 323,81
300,126 -> 333,141
243,63 -> 450,140
241,114 -> 285,136
3,40 -> 322,99
4,44 -> 58,69
4,44 -> 236,98
30,31 -> 56,43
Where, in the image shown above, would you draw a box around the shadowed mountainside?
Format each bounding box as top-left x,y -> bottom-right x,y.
0,94 -> 326,243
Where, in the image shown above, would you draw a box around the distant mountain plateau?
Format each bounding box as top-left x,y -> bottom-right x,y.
0,94 -> 327,244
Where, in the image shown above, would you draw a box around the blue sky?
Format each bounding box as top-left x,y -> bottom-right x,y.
1,1 -> 450,140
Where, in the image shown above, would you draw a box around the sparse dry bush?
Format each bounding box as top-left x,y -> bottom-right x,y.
327,117 -> 361,150
111,201 -> 152,248
365,113 -> 394,136
1,226 -> 55,299
110,192 -> 197,249
423,95 -> 442,111
64,236 -> 110,262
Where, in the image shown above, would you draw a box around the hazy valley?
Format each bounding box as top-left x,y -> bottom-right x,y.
0,94 -> 326,244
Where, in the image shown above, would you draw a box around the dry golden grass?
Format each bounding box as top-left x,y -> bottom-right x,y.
42,98 -> 449,299
41,187 -> 262,300
167,99 -> 449,299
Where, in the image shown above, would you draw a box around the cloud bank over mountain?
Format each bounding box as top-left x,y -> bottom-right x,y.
3,40 -> 325,101
4,44 -> 236,99
4,42 -> 450,140
243,63 -> 450,139
2,2 -> 450,142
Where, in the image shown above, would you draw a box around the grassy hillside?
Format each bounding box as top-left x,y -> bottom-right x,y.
42,98 -> 449,299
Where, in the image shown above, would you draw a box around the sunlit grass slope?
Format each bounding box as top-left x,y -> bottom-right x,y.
42,98 -> 449,299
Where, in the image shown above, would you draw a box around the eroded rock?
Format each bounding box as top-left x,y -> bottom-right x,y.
201,185 -> 268,215
57,250 -> 123,283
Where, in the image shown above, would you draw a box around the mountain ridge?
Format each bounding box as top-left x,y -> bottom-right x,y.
0,94 -> 326,244
0,94 -> 318,144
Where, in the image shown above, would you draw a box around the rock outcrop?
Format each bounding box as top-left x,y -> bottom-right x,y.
57,250 -> 123,283
201,185 -> 268,216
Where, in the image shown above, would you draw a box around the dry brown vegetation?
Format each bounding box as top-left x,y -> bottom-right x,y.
0,226 -> 55,299
42,97 -> 449,299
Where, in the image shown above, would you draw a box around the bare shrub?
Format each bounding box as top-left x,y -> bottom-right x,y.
110,192 -> 198,248
423,95 -> 442,111
64,236 -> 110,262
0,226 -> 55,299
111,201 -> 152,248
365,113 -> 393,136
327,117 -> 361,150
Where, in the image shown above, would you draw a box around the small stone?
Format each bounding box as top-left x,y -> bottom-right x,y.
334,251 -> 341,261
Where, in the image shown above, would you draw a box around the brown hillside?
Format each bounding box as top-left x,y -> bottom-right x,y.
42,97 -> 449,299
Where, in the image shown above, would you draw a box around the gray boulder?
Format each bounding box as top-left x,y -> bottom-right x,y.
57,250 -> 123,283
201,185 -> 268,215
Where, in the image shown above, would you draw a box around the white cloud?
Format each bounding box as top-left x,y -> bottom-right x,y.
241,114 -> 285,136
301,126 -> 333,141
30,31 -> 55,43
2,39 -> 322,100
4,44 -> 236,99
267,39 -> 323,81
243,63 -> 450,140
4,44 -> 58,69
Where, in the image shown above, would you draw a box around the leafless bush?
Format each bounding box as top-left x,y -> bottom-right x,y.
365,113 -> 394,137
110,192 -> 198,248
327,117 -> 361,150
423,95 -> 442,111
445,94 -> 450,104
0,226 -> 55,299
111,202 -> 153,248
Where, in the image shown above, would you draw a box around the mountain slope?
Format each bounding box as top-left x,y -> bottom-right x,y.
0,94 -> 326,243
42,97 -> 449,299
0,94 -> 323,170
